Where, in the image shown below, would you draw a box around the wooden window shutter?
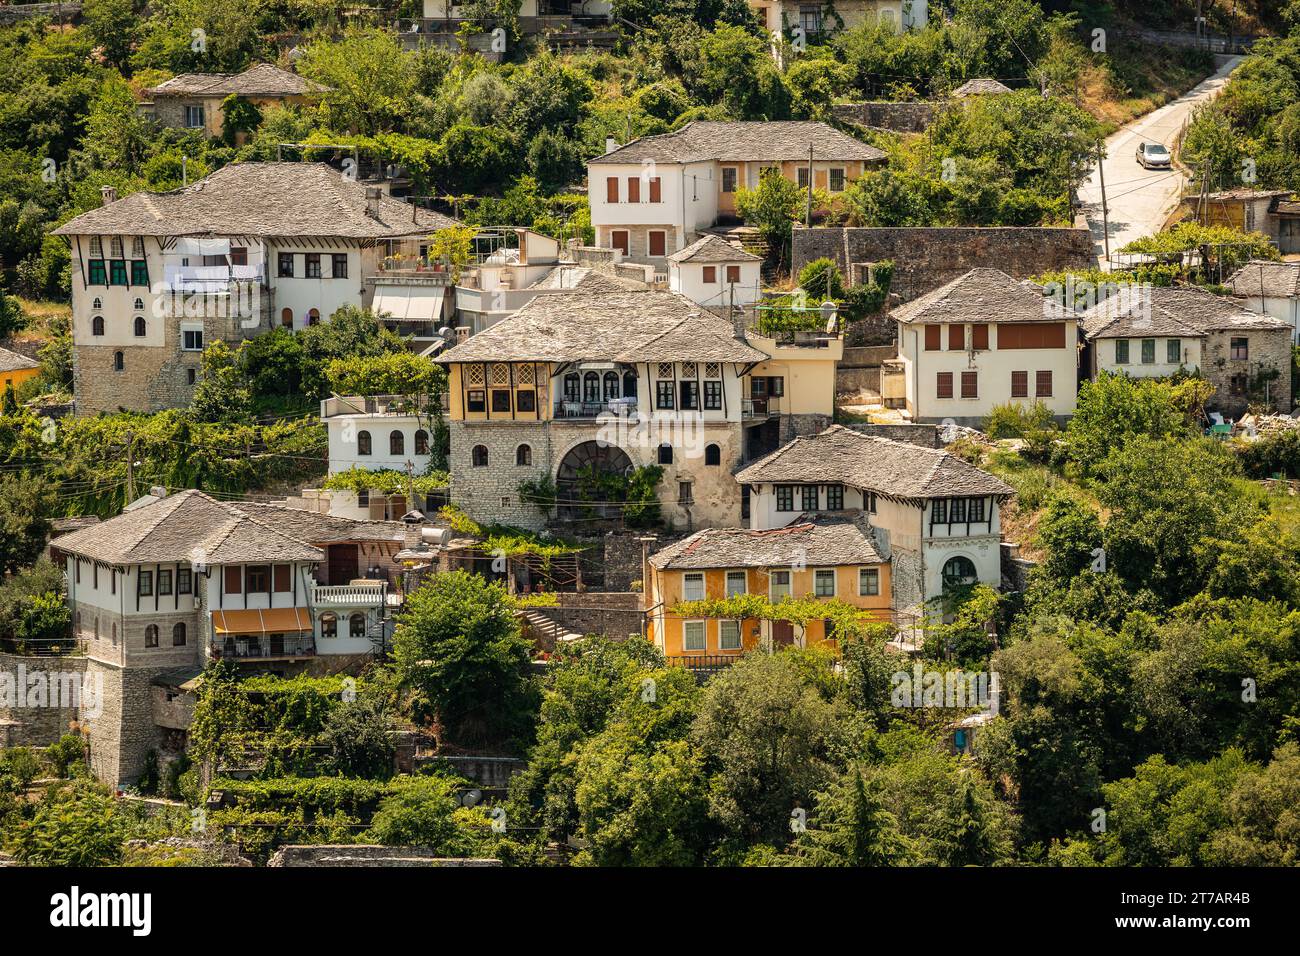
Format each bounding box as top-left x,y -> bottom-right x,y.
1011,370 -> 1028,398
924,325 -> 941,350
971,323 -> 989,350
948,324 -> 965,351
606,177 -> 618,203
960,370 -> 978,398
936,372 -> 953,399
224,566 -> 242,593
627,177 -> 640,203
274,564 -> 291,592
649,177 -> 661,202
703,266 -> 717,283
1035,370 -> 1053,397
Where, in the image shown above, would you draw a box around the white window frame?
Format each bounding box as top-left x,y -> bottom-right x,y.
814,568 -> 837,598
683,619 -> 706,652
184,104 -> 205,128
682,571 -> 705,602
181,324 -> 204,352
725,569 -> 747,598
719,619 -> 742,650
859,567 -> 880,597
769,569 -> 792,601
828,167 -> 846,193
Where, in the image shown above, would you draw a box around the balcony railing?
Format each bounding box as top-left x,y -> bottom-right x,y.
743,396 -> 782,418
312,583 -> 387,607
554,398 -> 638,419
211,635 -> 316,660
666,654 -> 741,678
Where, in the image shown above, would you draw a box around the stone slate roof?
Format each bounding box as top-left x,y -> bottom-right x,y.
0,345 -> 38,373
953,78 -> 1013,96
1225,261 -> 1300,300
1080,285 -> 1207,339
667,235 -> 762,264
148,63 -> 327,98
54,163 -> 457,239
590,120 -> 885,165
1080,284 -> 1291,336
736,425 -> 1014,500
650,517 -> 884,570
51,490 -> 404,566
435,288 -> 767,364
890,268 -> 1068,325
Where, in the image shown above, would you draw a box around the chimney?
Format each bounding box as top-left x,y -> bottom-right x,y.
365,186 -> 382,219
605,136 -> 618,154
101,186 -> 117,206
148,485 -> 168,499
401,509 -> 426,550
729,307 -> 747,341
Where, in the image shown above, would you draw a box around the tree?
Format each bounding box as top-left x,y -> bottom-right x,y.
1066,373 -> 1195,475
797,258 -> 845,300
190,341 -> 252,424
0,474 -> 54,575
220,95 -> 263,146
11,782 -> 125,866
1035,493 -> 1104,587
393,571 -> 539,746
791,767 -> 912,866
735,172 -> 804,256
321,686 -> 397,780
83,0 -> 138,71
364,776 -> 485,853
0,284 -> 24,339
295,306 -> 407,400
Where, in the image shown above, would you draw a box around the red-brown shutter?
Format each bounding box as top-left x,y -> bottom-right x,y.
649,231 -> 666,256
224,566 -> 242,594
924,325 -> 941,351
649,177 -> 662,202
936,372 -> 953,399
274,564 -> 291,592
960,370 -> 978,398
1011,371 -> 1028,398
726,265 -> 740,283
949,324 -> 965,351
606,177 -> 619,203
627,177 -> 640,203
703,266 -> 717,283
971,323 -> 989,350
1035,370 -> 1053,397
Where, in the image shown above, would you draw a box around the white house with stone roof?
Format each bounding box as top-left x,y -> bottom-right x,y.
893,268 -> 1079,425
736,424 -> 1014,617
140,63 -> 328,139
667,236 -> 763,308
587,121 -> 885,267
52,163 -> 457,416
748,0 -> 925,36
1226,260 -> 1300,342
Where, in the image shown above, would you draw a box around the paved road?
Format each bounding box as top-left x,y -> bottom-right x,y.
1078,55 -> 1242,268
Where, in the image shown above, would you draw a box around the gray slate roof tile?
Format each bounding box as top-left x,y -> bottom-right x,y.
650,517 -> 884,570
591,121 -> 885,165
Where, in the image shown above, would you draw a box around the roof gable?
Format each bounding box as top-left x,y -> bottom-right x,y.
890,268 -> 1068,325
591,121 -> 886,165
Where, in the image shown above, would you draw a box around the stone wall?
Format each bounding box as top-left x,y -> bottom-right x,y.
0,2 -> 82,24
269,845 -> 502,866
530,592 -> 645,640
793,227 -> 1095,303
602,530 -> 690,592
1000,542 -> 1036,593
1201,328 -> 1293,416
832,101 -> 937,133
0,652 -> 88,747
841,422 -> 940,448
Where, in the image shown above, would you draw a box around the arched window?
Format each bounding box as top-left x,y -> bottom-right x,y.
133,297 -> 144,310
320,613 -> 338,638
942,556 -> 979,590
658,443 -> 673,465
308,308 -> 321,326
516,444 -> 532,466
133,316 -> 146,337
472,444 -> 489,467
113,351 -> 124,371
705,443 -> 721,466
563,372 -> 580,402
389,430 -> 405,455
583,371 -> 600,403
92,316 -> 105,336
349,613 -> 366,638
603,371 -> 620,401
357,430 -> 372,455
92,297 -> 102,310
281,307 -> 293,328
172,622 -> 187,646
622,370 -> 637,398
145,624 -> 159,648
414,429 -> 429,455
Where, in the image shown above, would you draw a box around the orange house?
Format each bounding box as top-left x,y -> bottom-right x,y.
646,519 -> 892,659
0,346 -> 39,394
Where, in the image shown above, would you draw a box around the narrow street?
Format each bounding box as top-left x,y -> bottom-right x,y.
1078,55 -> 1243,267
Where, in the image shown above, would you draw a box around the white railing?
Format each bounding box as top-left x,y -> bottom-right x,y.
312,583 -> 387,606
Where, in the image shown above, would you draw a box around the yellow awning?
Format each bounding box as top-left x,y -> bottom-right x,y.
211,608 -> 312,635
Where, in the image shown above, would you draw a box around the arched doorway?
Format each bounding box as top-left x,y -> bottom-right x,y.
555,440 -> 634,519
281,307 -> 293,328
941,555 -> 978,592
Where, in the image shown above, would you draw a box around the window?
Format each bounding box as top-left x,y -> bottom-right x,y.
92,316 -> 104,336
960,371 -> 978,399
138,570 -> 153,596
230,246 -> 246,266
357,430 -> 372,455
678,481 -> 693,504
859,567 -> 880,596
563,373 -> 580,402
1141,339 -> 1156,364
332,253 -> 348,279
657,443 -> 673,465
611,231 -> 629,255
719,619 -> 742,650
320,613 -> 337,638
305,253 -> 321,278
88,259 -> 107,285
799,6 -> 823,33
113,351 -> 124,371
626,177 -> 641,203
623,371 -> 637,397
133,316 -> 146,337
145,624 -> 159,648
414,430 -> 429,455
703,380 -> 722,410
931,499 -> 948,523
158,570 -> 172,595
802,486 -> 819,512
725,570 -> 747,597
181,327 -> 205,351
281,308 -> 293,327
704,443 -> 721,466
942,556 -> 978,589
1035,370 -> 1053,398
648,231 -> 666,257
949,324 -> 965,351
776,485 -> 795,512
994,322 -> 1066,349
656,380 -> 675,410
131,260 -> 148,286
703,265 -> 717,283
357,490 -> 369,508
172,622 -> 186,646
606,177 -> 619,203
1167,339 -> 1181,364
583,371 -> 600,403
683,620 -> 706,651
247,565 -> 269,592
516,389 -> 536,412
109,260 -> 128,286
389,431 -> 405,455
1231,337 -> 1249,360
516,444 -> 532,466
826,484 -> 844,510
950,498 -> 968,523
90,238 -> 102,257
770,569 -> 792,600
92,297 -> 102,309
682,572 -> 705,601
1115,339 -> 1129,364
274,565 -> 291,592
472,445 -> 489,467
1011,370 -> 1028,398
679,380 -> 699,410
278,253 -> 294,277
177,568 -> 192,594
649,177 -> 662,202
721,167 -> 738,193
110,237 -> 124,259
797,167 -> 810,189
814,569 -> 836,597
602,371 -> 620,401
726,265 -> 741,284
349,613 -> 366,638
936,371 -> 953,399
184,104 -> 204,128
186,368 -> 197,386
972,324 -> 989,350
868,492 -> 878,514
969,497 -> 986,522
829,168 -> 845,192
1230,373 -> 1248,394
466,390 -> 486,413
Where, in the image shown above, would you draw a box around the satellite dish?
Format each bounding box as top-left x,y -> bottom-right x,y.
437,326 -> 453,339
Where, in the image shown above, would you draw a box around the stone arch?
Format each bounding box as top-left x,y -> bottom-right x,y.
555,440 -> 635,519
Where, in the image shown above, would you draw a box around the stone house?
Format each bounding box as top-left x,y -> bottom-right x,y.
1173,189 -> 1299,251
735,424 -> 1013,623
587,121 -> 885,268
1080,286 -> 1206,380
1225,260 -> 1300,343
748,0 -> 926,36
49,489 -> 414,784
139,64 -> 327,139
52,163 -> 456,416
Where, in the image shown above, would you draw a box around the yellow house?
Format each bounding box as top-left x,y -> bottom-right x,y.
140,64 -> 327,140
0,345 -> 39,393
646,518 -> 892,659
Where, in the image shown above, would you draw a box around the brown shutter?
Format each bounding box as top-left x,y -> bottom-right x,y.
960,370 -> 978,398
703,266 -> 717,283
998,322 -> 1065,349
649,231 -> 665,256
606,177 -> 619,203
1011,370 -> 1028,398
649,177 -> 661,202
224,566 -> 242,594
726,265 -> 740,283
949,324 -> 965,351
1035,370 -> 1053,397
924,325 -> 941,351
627,177 -> 640,203
936,372 -> 953,399
274,564 -> 291,592
971,323 -> 989,350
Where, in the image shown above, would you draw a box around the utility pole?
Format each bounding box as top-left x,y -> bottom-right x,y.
404,459 -> 416,514
805,143 -> 814,228
1096,140 -> 1110,268
124,430 -> 136,502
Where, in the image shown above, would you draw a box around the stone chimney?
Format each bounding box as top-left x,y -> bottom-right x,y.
364,186 -> 382,219
401,509 -> 426,550
605,136 -> 618,154
101,186 -> 117,206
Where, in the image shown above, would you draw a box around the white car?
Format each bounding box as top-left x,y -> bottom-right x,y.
1136,143 -> 1172,169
